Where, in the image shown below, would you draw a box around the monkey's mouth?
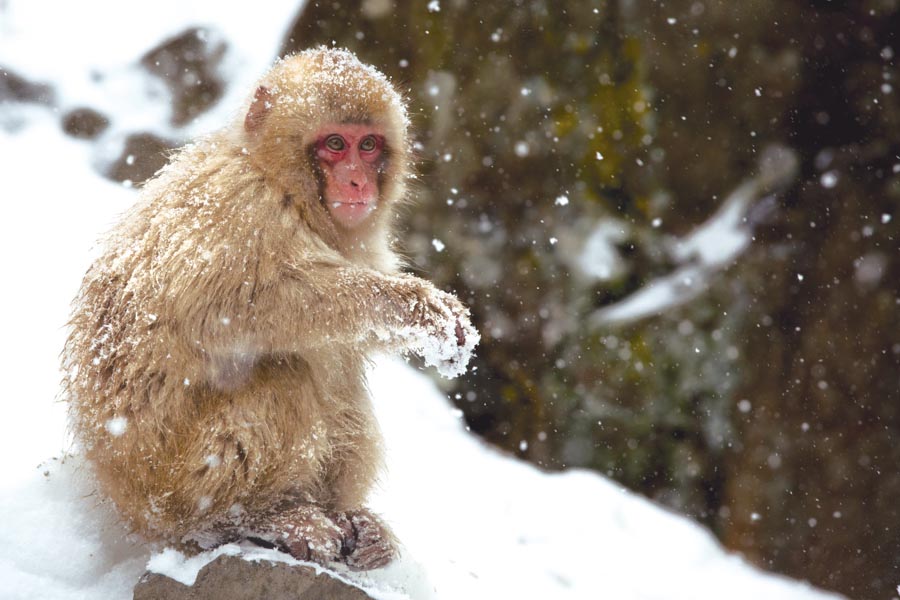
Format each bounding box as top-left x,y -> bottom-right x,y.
330,200 -> 373,212
329,200 -> 376,227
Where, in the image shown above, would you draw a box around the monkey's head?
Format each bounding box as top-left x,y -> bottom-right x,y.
242,48 -> 411,233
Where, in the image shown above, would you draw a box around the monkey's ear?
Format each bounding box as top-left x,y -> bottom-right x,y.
244,85 -> 274,133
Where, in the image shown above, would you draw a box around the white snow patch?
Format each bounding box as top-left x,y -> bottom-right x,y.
578,220 -> 628,281
147,545 -> 241,586
670,180 -> 755,268
820,171 -> 839,189
105,417 -> 128,437
197,495 -> 213,512
593,266 -> 708,324
396,291 -> 480,379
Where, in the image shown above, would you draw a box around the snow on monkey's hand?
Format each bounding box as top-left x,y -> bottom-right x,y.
399,284 -> 480,378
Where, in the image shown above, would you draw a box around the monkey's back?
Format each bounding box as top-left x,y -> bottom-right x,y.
63,139 -> 383,538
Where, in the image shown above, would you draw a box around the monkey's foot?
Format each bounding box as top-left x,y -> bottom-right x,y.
333,509 -> 398,571
244,505 -> 345,566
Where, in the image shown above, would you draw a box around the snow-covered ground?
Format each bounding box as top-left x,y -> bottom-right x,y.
0,2 -> 843,599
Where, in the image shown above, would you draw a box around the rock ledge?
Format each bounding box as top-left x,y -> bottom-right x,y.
133,554 -> 374,600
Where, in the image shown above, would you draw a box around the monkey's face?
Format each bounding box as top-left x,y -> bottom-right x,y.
314,124 -> 386,229
242,50 -> 410,236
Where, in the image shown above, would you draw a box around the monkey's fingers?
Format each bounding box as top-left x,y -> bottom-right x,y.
246,504 -> 346,566
332,512 -> 356,557
455,321 -> 465,346
284,537 -> 313,561
345,540 -> 395,571
339,510 -> 398,571
280,529 -> 343,565
439,314 -> 480,377
397,284 -> 480,377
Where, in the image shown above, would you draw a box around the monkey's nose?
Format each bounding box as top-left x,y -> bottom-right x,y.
335,162 -> 368,189
349,173 -> 367,188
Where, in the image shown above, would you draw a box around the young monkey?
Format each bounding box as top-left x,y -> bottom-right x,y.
63,48 -> 479,571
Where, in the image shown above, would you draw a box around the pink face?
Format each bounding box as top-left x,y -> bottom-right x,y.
315,124 -> 386,228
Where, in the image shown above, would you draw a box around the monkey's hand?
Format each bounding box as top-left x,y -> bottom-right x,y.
398,281 -> 480,378
332,508 -> 398,571
242,505 -> 345,566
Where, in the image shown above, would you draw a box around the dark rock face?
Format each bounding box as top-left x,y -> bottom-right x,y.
62,108 -> 110,139
0,66 -> 54,104
133,555 -> 374,600
106,132 -> 176,185
140,27 -> 226,127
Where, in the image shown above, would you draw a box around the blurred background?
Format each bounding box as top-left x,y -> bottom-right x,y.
2,1 -> 898,598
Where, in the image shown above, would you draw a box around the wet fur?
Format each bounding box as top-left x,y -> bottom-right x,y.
62,48 -> 467,551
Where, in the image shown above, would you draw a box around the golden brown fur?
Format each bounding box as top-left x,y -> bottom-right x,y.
62,48 -> 477,568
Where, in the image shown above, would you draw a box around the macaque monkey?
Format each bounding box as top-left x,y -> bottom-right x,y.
62,48 -> 479,571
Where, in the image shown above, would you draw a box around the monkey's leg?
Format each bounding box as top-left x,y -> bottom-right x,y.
332,508 -> 398,570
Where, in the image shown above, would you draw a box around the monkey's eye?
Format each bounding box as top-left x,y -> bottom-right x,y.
324,135 -> 346,152
359,136 -> 378,153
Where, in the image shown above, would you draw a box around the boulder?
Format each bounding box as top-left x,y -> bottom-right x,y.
133,555 -> 374,600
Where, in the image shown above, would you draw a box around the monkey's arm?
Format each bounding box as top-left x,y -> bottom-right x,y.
251,259 -> 478,377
